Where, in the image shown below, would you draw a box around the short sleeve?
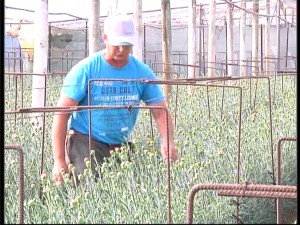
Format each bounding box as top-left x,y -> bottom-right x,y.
61,63 -> 88,102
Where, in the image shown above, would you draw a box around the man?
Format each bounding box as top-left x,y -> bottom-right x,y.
52,14 -> 178,185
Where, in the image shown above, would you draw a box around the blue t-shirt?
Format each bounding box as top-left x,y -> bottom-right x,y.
61,51 -> 165,144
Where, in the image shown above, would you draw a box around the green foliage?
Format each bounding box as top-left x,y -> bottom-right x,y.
4,75 -> 297,224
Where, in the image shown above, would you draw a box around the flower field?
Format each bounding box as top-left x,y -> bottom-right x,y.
4,74 -> 297,224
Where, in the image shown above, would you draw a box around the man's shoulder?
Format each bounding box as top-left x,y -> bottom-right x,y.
85,51 -> 103,63
129,55 -> 151,71
73,51 -> 102,69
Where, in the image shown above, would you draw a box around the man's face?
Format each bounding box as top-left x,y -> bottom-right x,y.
103,33 -> 132,65
108,44 -> 132,60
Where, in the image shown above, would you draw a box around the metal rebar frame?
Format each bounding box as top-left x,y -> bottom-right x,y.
186,183 -> 297,224
17,77 -> 243,223
5,74 -> 297,224
18,103 -> 174,224
276,136 -> 297,224
4,145 -> 24,224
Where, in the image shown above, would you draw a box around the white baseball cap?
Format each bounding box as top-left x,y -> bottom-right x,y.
104,14 -> 136,46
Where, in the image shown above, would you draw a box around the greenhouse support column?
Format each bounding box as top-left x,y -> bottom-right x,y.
85,21 -> 88,57
88,0 -> 101,55
239,0 -> 246,76
225,20 -> 228,76
188,0 -> 196,80
276,0 -> 281,72
285,26 -> 289,69
161,0 -> 173,100
31,0 -> 48,129
198,4 -> 202,76
265,0 -> 271,75
143,24 -> 146,63
207,0 -> 216,78
133,0 -> 143,61
48,23 -> 51,72
260,24 -> 264,72
226,0 -> 234,77
202,20 -> 206,75
251,0 -> 259,76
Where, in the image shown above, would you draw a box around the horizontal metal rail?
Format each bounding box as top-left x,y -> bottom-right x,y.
186,183 -> 297,224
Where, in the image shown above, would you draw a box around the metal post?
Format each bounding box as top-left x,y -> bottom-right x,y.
198,4 -> 202,76
276,0 -> 281,72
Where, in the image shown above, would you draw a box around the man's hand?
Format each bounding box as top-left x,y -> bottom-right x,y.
160,142 -> 179,162
52,160 -> 68,185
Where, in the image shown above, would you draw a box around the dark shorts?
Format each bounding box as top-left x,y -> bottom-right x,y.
65,129 -> 134,177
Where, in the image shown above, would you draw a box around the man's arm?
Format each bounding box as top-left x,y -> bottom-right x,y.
149,101 -> 179,161
52,93 -> 79,185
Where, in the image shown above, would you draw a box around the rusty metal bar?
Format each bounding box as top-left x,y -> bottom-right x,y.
14,73 -> 18,124
218,190 -> 296,199
285,26 -> 290,71
4,145 -> 24,224
206,86 -> 211,119
39,75 -> 48,202
186,183 -> 297,224
5,72 -> 61,76
151,61 -> 227,75
276,136 -> 297,224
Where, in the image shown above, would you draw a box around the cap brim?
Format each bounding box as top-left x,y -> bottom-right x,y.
107,35 -> 136,46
